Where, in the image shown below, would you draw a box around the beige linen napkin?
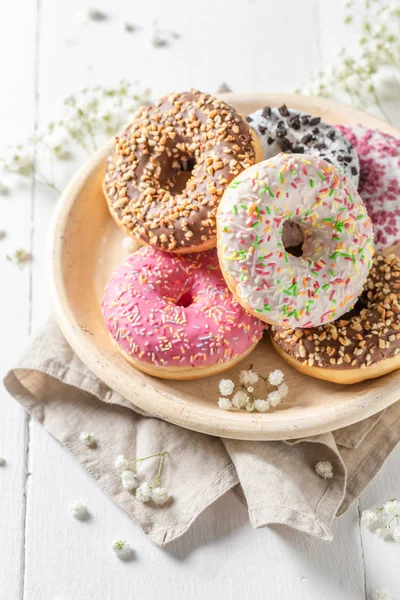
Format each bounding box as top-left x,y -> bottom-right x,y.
4,318 -> 400,546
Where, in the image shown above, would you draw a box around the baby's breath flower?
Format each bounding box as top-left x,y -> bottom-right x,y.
245,401 -> 255,412
315,461 -> 334,479
277,382 -> 289,400
87,9 -> 108,21
372,590 -> 392,600
392,526 -> 400,543
0,457 -> 6,466
136,482 -> 152,503
69,502 -> 89,520
218,397 -> 233,411
361,509 -> 378,528
112,539 -> 133,560
219,379 -> 235,396
79,431 -> 96,447
375,526 -> 389,539
268,369 -> 284,386
232,390 -> 249,409
151,486 -> 169,505
115,454 -> 132,471
254,399 -> 270,413
121,471 -> 137,492
122,237 -> 138,254
267,390 -> 282,408
239,369 -> 259,386
6,248 -> 31,268
121,470 -> 137,492
383,500 -> 399,516
0,182 -> 9,195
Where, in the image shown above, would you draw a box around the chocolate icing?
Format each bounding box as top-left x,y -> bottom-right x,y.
271,253 -> 400,370
104,90 -> 256,252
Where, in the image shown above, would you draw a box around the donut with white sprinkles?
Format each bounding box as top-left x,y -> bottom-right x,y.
246,105 -> 360,188
217,153 -> 374,329
102,246 -> 264,380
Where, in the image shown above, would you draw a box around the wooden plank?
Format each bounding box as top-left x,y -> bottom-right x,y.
0,0 -> 38,596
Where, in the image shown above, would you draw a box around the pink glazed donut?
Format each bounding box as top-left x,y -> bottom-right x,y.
102,246 -> 264,379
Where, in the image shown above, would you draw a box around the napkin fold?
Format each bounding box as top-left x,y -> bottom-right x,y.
4,318 -> 400,546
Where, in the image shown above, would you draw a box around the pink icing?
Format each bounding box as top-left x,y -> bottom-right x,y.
335,125 -> 400,249
102,246 -> 264,369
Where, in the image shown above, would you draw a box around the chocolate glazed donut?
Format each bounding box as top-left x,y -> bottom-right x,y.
103,90 -> 263,253
270,253 -> 400,384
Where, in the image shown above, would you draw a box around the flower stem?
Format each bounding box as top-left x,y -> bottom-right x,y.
370,86 -> 393,124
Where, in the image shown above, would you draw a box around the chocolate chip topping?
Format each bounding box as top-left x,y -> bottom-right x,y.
271,254 -> 400,370
103,90 -> 255,252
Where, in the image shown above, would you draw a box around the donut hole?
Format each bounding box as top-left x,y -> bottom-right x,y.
282,220 -> 305,257
172,157 -> 197,194
176,290 -> 193,308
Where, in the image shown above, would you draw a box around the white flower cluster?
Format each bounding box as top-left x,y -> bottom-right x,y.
69,502 -> 89,520
112,539 -> 134,560
79,431 -> 96,447
361,499 -> 400,542
115,453 -> 170,506
298,0 -> 400,120
315,461 -> 334,480
218,368 -> 288,412
372,590 -> 392,600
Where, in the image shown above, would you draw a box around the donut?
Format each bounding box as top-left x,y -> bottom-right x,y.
335,125 -> 400,250
270,252 -> 400,384
246,105 -> 360,188
101,246 -> 264,380
103,90 -> 263,254
216,152 -> 374,329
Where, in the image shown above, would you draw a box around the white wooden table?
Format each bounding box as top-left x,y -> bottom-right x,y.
1,1 -> 399,598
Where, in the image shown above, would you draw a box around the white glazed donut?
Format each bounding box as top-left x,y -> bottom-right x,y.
246,105 -> 360,189
217,153 -> 374,328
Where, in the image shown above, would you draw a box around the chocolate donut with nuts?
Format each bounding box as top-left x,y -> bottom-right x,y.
103,90 -> 262,253
270,253 -> 400,384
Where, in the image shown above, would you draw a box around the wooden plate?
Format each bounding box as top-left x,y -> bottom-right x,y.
50,93 -> 400,441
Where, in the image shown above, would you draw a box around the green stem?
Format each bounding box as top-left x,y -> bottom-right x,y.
35,171 -> 61,194
132,451 -> 167,465
370,86 -> 393,124
64,124 -> 92,154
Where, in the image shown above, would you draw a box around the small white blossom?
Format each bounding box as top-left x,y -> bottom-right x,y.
372,590 -> 392,600
79,431 -> 96,446
115,454 -> 132,471
315,461 -> 334,479
267,390 -> 282,408
277,382 -> 289,400
375,527 -> 389,539
136,482 -> 152,503
121,470 -> 137,491
361,509 -> 378,528
218,379 -> 235,396
122,236 -> 138,254
232,390 -> 249,409
239,370 -> 259,386
254,399 -> 270,413
112,539 -> 132,559
0,457 -> 6,466
245,401 -> 255,412
392,526 -> 400,543
268,369 -> 284,386
218,397 -> 233,410
383,500 -> 399,516
151,487 -> 169,505
69,502 -> 89,520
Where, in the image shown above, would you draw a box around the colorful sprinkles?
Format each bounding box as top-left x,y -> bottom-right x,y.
217,153 -> 374,329
102,246 -> 264,370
